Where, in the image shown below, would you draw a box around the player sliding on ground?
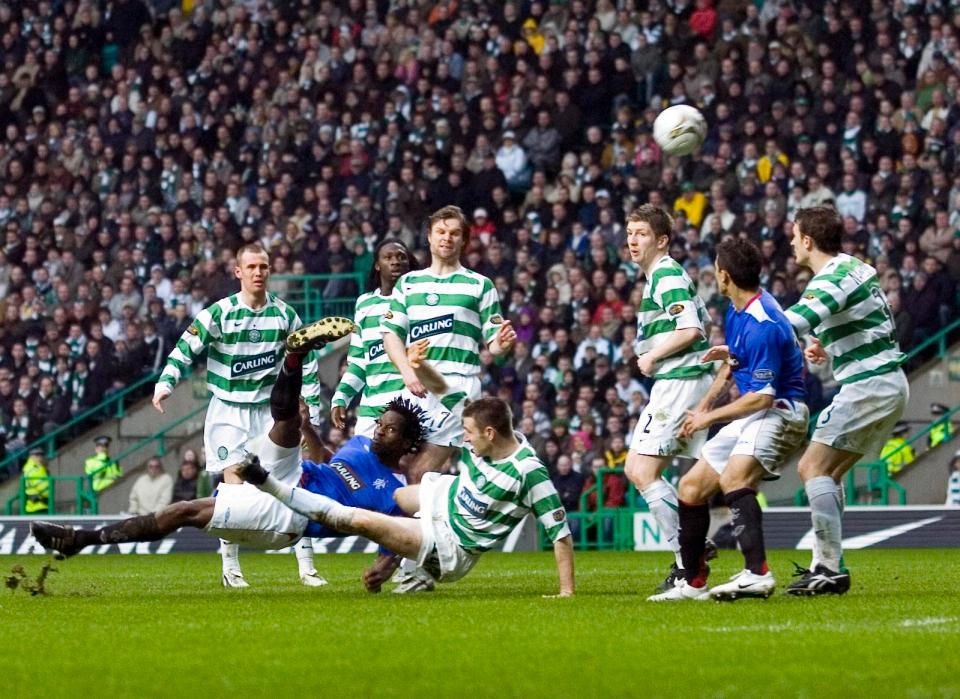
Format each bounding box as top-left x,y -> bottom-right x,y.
31,320 -> 432,590
236,344 -> 575,596
784,207 -> 908,596
649,239 -> 809,601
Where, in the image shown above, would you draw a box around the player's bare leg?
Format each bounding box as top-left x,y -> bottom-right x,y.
32,499 -> 215,559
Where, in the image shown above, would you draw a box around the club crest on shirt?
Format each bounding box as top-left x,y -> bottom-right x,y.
187,324 -> 199,336
426,293 -> 440,306
668,303 -> 685,316
552,509 -> 565,522
248,328 -> 261,343
475,473 -> 487,488
490,314 -> 504,325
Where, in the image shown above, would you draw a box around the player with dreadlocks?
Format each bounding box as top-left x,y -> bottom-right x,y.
32,336 -> 433,590
331,237 -> 426,438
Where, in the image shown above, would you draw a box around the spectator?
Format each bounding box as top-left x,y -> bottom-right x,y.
495,131 -> 529,192
674,182 -> 707,227
172,458 -> 200,503
33,376 -> 69,434
127,456 -> 173,515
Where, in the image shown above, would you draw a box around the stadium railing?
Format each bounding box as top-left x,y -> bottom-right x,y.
804,316 -> 960,439
562,468 -> 651,551
0,370 -> 161,481
270,272 -> 365,324
5,475 -> 97,516
792,402 -> 959,508
5,401 -> 208,515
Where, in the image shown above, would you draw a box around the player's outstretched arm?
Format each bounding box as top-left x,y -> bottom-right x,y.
683,388 -> 774,438
407,339 -> 448,396
546,534 -> 575,598
693,360 -> 732,413
331,311 -> 367,428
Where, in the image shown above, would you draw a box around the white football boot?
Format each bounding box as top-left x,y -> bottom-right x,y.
709,569 -> 776,601
222,569 -> 250,588
392,568 -> 436,593
647,579 -> 710,601
300,570 -> 329,587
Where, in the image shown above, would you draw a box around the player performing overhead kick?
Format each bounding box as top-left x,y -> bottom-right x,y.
32,329 -> 432,590
235,342 -> 575,597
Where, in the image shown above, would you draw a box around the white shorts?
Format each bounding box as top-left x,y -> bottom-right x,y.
204,435 -> 306,547
431,374 -> 481,448
204,396 -> 273,472
812,369 -> 909,457
416,472 -> 480,583
702,399 -> 810,478
630,373 -> 713,458
353,389 -> 459,447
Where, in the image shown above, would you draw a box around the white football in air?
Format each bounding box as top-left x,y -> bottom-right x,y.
653,105 -> 707,156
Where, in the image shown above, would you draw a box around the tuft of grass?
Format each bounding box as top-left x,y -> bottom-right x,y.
2,549 -> 959,698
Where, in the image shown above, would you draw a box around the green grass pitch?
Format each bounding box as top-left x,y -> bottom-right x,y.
3,549 -> 959,698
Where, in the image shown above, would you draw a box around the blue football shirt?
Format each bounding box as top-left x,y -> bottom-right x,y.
299,436 -> 405,538
725,290 -> 806,402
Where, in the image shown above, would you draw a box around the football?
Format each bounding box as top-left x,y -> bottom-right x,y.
653,105 -> 708,156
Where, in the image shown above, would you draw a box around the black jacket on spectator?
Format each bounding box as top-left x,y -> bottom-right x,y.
34,392 -> 70,429
552,470 -> 586,513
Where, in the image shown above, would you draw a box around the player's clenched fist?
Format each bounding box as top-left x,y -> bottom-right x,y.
495,319 -> 517,352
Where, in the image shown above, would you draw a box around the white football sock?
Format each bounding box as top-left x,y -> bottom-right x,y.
641,479 -> 682,568
220,540 -> 240,573
294,537 -> 316,575
260,474 -> 354,530
805,476 -> 843,572
399,557 -> 417,575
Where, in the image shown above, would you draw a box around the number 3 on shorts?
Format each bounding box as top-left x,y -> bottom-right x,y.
817,405 -> 834,428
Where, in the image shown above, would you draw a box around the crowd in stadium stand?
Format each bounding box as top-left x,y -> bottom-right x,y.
1,0 -> 959,497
